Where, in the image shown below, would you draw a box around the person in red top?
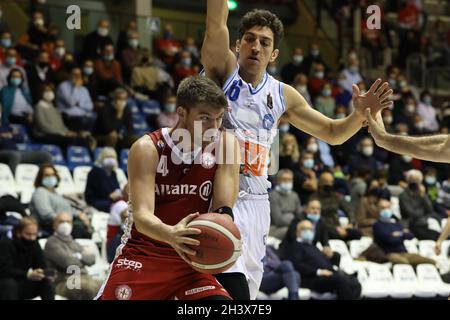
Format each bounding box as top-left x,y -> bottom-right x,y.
398,0 -> 421,31
173,50 -> 199,86
97,76 -> 241,300
155,24 -> 182,67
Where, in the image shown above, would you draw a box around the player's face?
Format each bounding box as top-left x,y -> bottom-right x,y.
237,26 -> 279,76
183,104 -> 225,143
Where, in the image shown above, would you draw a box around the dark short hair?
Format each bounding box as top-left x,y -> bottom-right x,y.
34,163 -> 60,188
239,9 -> 284,49
176,76 -> 228,111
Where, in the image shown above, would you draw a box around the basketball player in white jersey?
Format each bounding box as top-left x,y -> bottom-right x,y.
202,1 -> 393,299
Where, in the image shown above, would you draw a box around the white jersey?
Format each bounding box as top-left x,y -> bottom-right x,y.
221,65 -> 286,195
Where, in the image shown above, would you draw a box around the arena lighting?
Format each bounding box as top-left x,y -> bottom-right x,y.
227,0 -> 238,10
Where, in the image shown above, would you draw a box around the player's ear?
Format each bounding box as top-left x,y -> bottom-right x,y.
235,39 -> 240,52
177,106 -> 186,118
270,49 -> 279,63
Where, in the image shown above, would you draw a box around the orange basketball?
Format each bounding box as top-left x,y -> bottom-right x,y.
186,213 -> 242,274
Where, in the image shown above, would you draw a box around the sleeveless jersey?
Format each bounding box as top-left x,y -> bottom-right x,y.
221,65 -> 286,195
122,127 -> 218,251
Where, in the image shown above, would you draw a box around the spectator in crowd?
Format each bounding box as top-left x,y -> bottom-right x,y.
93,44 -> 124,96
0,31 -> 23,66
82,19 -> 113,61
30,163 -> 93,237
81,59 -> 97,99
56,67 -> 94,132
308,63 -> 329,99
260,246 -> 300,300
349,166 -> 371,211
338,58 -> 363,94
117,20 -> 137,54
184,36 -> 200,60
399,169 -> 441,240
0,68 -> 33,127
156,92 -> 178,128
32,82 -> 95,151
0,217 -> 55,300
397,0 -> 422,32
278,117 -> 290,139
398,30 -> 421,68
361,12 -> 384,68
44,212 -> 102,300
54,52 -> 75,85
280,220 -> 361,300
27,11 -> 49,49
334,104 -> 347,119
155,23 -> 182,68
292,73 -> 311,105
281,47 -> 308,84
173,50 -> 198,86
49,39 -> 66,72
347,136 -> 379,177
269,169 -> 302,239
25,50 -> 57,102
388,146 -> 415,187
279,133 -> 300,172
436,176 -> 450,217
85,147 -> 123,213
423,167 -> 440,204
0,48 -> 28,89
294,151 -> 318,204
304,43 -> 329,75
92,88 -> 135,149
119,31 -> 141,84
356,185 -> 382,237
312,172 -> 361,241
381,108 -> 395,133
0,4 -> 10,35
267,60 -> 280,79
416,91 -> 439,132
304,136 -> 323,168
106,198 -> 128,263
0,194 -> 26,239
374,198 -> 436,266
314,83 -> 335,118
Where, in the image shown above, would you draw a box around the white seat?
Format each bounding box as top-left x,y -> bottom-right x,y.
363,264 -> 393,298
91,211 -> 110,245
74,238 -> 110,281
404,239 -> 419,254
328,239 -> 351,258
20,188 -> 35,204
38,238 -> 47,250
116,168 -> 128,190
427,217 -> 442,233
416,264 -> 450,297
349,240 -> 371,259
310,291 -> 337,300
257,287 -> 312,300
266,236 -> 281,250
392,264 -> 417,299
15,164 -> 39,191
55,165 -> 76,195
418,240 -> 437,259
390,196 -> 401,220
73,166 -> 92,194
0,163 -> 18,194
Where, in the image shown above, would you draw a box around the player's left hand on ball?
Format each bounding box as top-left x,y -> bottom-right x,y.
169,212 -> 202,264
353,78 -> 393,118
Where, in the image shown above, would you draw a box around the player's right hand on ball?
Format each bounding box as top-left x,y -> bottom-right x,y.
168,212 -> 202,264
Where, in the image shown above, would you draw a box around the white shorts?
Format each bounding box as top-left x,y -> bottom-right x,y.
224,193 -> 270,300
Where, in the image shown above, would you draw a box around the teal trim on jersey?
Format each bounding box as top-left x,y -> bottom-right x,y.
279,82 -> 286,112
248,72 -> 268,95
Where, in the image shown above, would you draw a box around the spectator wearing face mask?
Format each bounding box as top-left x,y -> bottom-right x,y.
0,31 -> 23,66
173,50 -> 198,87
416,91 -> 439,133
27,11 -> 49,49
81,59 -> 97,99
56,67 -> 94,132
157,93 -> 179,128
0,217 -> 55,300
0,68 -> 33,128
347,136 -> 379,178
304,136 -> 324,168
312,172 -> 361,241
0,48 -> 28,89
30,164 -> 93,237
117,20 -> 137,55
388,153 -> 415,187
381,108 -> 395,133
184,37 -> 200,60
269,169 -> 302,239
85,147 -> 123,213
292,73 -> 312,105
44,212 -> 101,300
399,169 -> 442,240
260,246 -> 300,300
308,63 -> 329,99
82,19 -> 113,61
93,44 -> 124,96
314,83 -> 336,118
92,88 -> 136,149
374,198 -> 435,266
48,39 -> 66,72
334,104 -> 347,120
279,133 -> 300,172
278,117 -> 290,139
294,151 -> 318,204
280,220 -> 361,300
119,31 -> 141,84
423,167 -> 440,204
281,48 -> 308,84
155,24 -> 182,68
304,43 -> 329,76
338,58 -> 363,94
25,51 -> 57,103
356,185 -> 382,237
436,176 -> 450,218
33,82 -> 95,151
394,96 -> 416,130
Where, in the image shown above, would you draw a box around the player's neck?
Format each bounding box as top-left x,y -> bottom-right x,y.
238,67 -> 266,88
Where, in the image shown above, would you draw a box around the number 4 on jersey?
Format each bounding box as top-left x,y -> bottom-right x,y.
157,155 -> 169,176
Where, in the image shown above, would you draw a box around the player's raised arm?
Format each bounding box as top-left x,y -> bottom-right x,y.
128,136 -> 201,257
366,109 -> 450,163
283,79 -> 392,145
201,0 -> 237,85
210,131 -> 241,216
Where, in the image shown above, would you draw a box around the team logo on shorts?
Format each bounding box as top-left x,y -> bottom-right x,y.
115,285 -> 132,300
262,114 -> 275,130
199,180 -> 213,201
201,152 -> 216,169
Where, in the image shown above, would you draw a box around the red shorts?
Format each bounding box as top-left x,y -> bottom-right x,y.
98,240 -> 231,300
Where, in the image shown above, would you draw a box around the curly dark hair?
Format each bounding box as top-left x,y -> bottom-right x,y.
238,9 -> 284,49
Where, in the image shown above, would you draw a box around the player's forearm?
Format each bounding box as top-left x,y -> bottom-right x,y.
206,0 -> 229,31
377,133 -> 449,163
134,211 -> 173,244
437,219 -> 450,243
329,111 -> 365,145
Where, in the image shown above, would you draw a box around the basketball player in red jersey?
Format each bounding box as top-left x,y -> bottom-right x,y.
96,76 -> 241,300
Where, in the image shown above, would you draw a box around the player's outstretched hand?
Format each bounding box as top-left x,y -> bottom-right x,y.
353,79 -> 393,119
365,108 -> 387,145
168,212 -> 202,264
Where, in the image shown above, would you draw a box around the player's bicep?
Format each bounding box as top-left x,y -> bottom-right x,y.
128,135 -> 158,220
284,84 -> 333,141
441,135 -> 450,163
201,31 -> 236,84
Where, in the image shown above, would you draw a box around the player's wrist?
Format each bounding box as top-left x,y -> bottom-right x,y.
214,206 -> 234,221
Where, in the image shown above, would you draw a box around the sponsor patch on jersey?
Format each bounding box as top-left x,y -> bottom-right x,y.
115,285 -> 132,300
262,114 -> 275,130
201,152 -> 216,169
199,181 -> 213,201
116,258 -> 143,272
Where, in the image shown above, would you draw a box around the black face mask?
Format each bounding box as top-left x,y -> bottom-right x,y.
38,62 -> 48,69
20,238 -> 36,247
322,185 -> 333,192
408,182 -> 419,192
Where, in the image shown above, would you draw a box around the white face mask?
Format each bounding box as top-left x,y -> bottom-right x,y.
362,146 -> 373,157
402,155 -> 412,163
34,19 -> 44,27
406,104 -> 415,113
307,143 -> 318,153
295,85 -> 307,93
55,47 -> 66,58
279,124 -> 290,133
293,55 -> 304,64
164,103 -> 176,113
102,158 -> 117,169
43,91 -> 54,102
278,182 -> 293,193
57,222 -> 72,237
383,116 -> 393,124
98,27 -> 109,37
